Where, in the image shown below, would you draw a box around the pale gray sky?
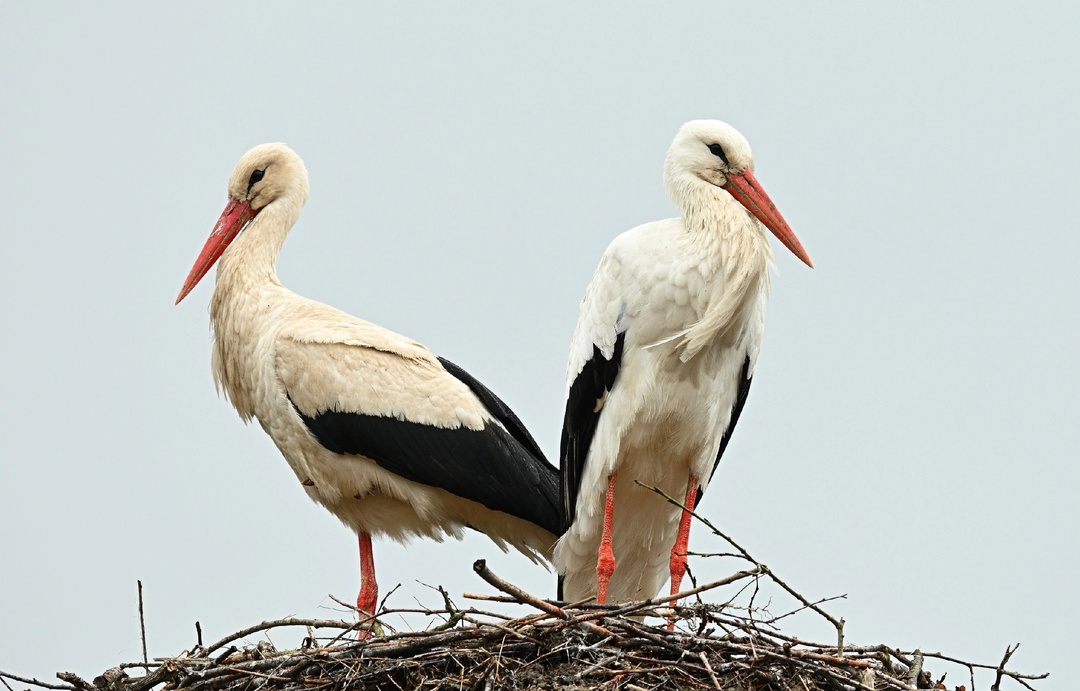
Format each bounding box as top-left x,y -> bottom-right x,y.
2,2 -> 1077,687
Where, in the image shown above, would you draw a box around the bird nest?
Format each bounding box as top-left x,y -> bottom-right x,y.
4,566 -> 1047,691
2,505 -> 1047,691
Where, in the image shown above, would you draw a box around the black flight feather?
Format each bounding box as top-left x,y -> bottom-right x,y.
697,354 -> 753,506
436,356 -> 551,470
288,363 -> 562,537
559,331 -> 627,533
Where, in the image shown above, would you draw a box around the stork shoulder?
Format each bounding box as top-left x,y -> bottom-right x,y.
274,309 -> 485,431
276,301 -> 433,362
566,239 -> 631,382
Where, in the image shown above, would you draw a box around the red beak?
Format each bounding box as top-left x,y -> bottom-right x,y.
175,199 -> 258,304
723,170 -> 813,268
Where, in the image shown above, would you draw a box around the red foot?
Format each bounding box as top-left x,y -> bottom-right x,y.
595,473 -> 618,604
356,533 -> 378,639
667,476 -> 699,630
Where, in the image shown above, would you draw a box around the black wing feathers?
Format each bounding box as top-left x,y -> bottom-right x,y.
436,357 -> 551,469
697,354 -> 753,506
290,363 -> 561,537
559,331 -> 627,532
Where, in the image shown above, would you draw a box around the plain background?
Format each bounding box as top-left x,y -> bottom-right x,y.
2,3 -> 1077,688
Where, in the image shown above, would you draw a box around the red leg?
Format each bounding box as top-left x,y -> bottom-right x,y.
595,473 -> 618,604
356,532 -> 378,638
667,475 -> 699,630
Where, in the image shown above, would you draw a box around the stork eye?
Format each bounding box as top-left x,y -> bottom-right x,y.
247,169 -> 265,191
707,143 -> 730,167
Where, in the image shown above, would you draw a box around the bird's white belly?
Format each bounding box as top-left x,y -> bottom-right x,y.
280,421 -> 462,538
557,339 -> 745,603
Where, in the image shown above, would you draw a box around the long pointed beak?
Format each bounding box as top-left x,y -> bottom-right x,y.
175,199 -> 258,304
723,170 -> 813,268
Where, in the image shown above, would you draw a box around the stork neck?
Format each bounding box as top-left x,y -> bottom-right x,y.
671,178 -> 756,258
667,172 -> 774,312
665,175 -> 773,360
216,194 -> 302,291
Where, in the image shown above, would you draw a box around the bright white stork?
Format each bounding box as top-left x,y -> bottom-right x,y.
176,143 -> 560,626
554,121 -> 812,619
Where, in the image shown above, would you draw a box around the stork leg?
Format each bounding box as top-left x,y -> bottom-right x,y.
667,475 -> 699,630
595,473 -> 618,604
356,532 -> 378,638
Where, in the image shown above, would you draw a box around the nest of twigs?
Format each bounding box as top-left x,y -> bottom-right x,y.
2,496 -> 1048,691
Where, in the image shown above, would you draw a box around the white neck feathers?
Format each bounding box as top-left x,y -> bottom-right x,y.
666,173 -> 774,362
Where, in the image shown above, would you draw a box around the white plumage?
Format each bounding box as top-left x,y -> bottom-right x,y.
177,144 -> 560,623
554,121 -> 812,613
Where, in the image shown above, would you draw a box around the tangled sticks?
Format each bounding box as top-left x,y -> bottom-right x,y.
2,516 -> 1048,691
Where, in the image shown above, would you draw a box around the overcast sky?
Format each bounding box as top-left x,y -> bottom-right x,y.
2,3 -> 1077,688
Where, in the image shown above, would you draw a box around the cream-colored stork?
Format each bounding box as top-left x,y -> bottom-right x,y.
176,144 -> 561,627
554,121 -> 812,623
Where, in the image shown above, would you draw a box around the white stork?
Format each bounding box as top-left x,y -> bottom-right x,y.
554,121 -> 812,618
176,143 -> 561,626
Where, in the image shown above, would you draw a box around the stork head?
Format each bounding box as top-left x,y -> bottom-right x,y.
664,120 -> 812,268
176,143 -> 310,304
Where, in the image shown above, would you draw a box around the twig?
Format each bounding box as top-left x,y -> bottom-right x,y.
698,652 -> 722,690
685,550 -> 745,560
608,618 -> 686,656
575,653 -> 621,679
327,592 -> 358,613
0,672 -> 75,691
462,593 -> 522,603
123,663 -> 177,691
202,617 -> 356,655
904,649 -> 923,688
53,674 -> 92,691
572,568 -> 762,624
210,646 -> 237,666
760,594 -> 848,625
428,585 -> 466,631
992,643 -> 1018,691
915,648 -> 1046,682
471,559 -> 611,636
137,580 -> 148,667
220,667 -> 291,683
